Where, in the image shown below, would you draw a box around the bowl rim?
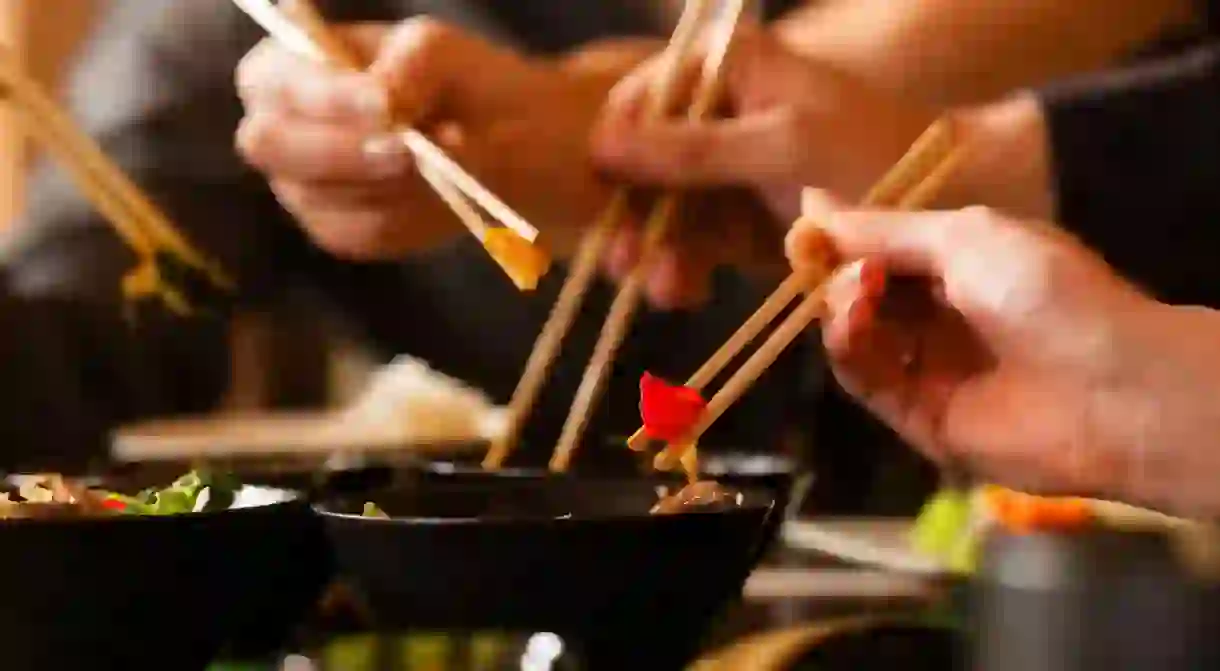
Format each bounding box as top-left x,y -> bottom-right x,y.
0,485 -> 305,528
316,479 -> 777,526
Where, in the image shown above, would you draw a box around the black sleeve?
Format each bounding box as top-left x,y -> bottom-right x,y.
0,1 -> 317,472
1041,45 -> 1220,306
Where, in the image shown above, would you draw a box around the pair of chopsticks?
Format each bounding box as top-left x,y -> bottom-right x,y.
485,0 -> 756,471
629,118 -> 966,459
0,48 -> 233,313
232,0 -> 544,287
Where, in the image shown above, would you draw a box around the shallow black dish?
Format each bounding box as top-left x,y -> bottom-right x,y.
319,477 -> 775,671
0,486 -> 332,670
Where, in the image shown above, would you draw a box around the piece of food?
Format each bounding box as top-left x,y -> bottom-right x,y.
341,355 -> 507,444
639,373 -> 706,443
0,470 -> 242,519
362,502 -> 388,518
911,487 -> 974,560
651,481 -> 740,515
979,486 -> 1093,533
481,228 -> 551,291
911,485 -> 1099,574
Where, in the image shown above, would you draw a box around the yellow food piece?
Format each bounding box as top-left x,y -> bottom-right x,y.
482,228 -> 552,292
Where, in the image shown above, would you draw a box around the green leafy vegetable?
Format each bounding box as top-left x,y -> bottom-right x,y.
106,470 -> 241,516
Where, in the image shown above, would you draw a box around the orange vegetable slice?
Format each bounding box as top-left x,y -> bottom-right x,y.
982,486 -> 1093,533
481,228 -> 552,291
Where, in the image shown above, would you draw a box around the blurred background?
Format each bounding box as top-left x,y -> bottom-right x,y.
0,0 -> 377,414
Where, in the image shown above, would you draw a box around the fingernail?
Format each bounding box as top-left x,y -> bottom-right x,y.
361,134 -> 412,177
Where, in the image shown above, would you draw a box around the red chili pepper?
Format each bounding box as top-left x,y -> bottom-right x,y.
639,372 -> 707,443
101,498 -> 127,512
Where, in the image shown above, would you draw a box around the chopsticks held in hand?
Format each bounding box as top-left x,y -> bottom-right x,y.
628,117 -> 966,454
484,0 -> 757,472
0,47 -> 233,314
232,0 -> 547,290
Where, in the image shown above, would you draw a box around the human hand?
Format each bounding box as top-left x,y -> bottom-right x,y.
590,27 -> 939,224
235,19 -> 618,262
787,193 -> 1189,504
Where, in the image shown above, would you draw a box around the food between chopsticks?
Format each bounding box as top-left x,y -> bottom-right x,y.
625,118 -> 965,498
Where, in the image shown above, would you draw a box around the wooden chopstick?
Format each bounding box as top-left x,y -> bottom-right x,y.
237,0 -> 539,244
624,119 -> 959,451
674,123 -> 965,448
547,0 -> 755,473
0,48 -> 232,290
483,0 -> 721,469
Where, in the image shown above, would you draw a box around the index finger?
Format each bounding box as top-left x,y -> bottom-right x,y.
797,205 -> 1004,279
236,37 -> 390,126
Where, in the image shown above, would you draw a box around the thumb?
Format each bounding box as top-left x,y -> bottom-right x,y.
590,105 -> 801,189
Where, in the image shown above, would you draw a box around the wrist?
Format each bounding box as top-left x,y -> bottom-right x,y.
1090,301 -> 1220,515
936,94 -> 1055,220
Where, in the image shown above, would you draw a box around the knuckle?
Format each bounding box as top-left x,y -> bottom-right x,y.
390,16 -> 458,60
234,39 -> 277,102
234,115 -> 274,166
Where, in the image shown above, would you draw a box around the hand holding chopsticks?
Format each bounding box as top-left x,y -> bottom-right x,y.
631,117 -> 966,456
233,0 -> 548,290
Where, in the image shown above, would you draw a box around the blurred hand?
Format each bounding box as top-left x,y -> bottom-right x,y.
236,19 -> 618,262
786,193 -> 1208,506
591,27 -> 939,224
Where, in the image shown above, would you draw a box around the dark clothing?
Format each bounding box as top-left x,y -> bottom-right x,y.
1041,2 -> 1220,307
5,1 -> 817,476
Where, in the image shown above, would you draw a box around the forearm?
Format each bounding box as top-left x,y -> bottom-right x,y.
932,94 -> 1055,221
774,0 -> 1195,106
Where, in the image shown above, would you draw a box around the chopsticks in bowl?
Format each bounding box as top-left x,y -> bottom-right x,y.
232,0 -> 548,290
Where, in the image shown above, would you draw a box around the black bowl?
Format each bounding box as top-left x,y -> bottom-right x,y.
421,449 -> 808,554
318,477 -> 776,670
0,489 -> 332,670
